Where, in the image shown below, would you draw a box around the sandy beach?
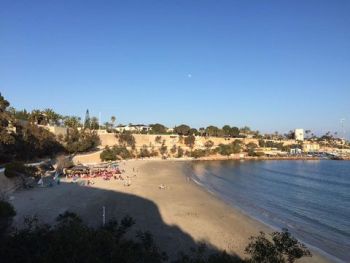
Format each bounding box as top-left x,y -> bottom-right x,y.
10,160 -> 331,262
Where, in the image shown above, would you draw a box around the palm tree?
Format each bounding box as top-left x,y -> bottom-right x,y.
29,109 -> 43,124
64,116 -> 81,128
43,108 -> 61,125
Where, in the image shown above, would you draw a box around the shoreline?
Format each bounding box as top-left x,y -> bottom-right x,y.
184,161 -> 342,263
9,159 -> 332,262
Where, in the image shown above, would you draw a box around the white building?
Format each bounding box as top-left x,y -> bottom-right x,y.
294,129 -> 304,141
39,124 -> 68,137
115,124 -> 151,133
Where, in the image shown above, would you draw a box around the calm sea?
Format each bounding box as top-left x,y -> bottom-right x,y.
186,160 -> 350,262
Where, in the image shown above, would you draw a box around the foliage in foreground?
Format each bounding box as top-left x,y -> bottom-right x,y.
0,200 -> 311,263
245,230 -> 311,263
0,200 -> 16,235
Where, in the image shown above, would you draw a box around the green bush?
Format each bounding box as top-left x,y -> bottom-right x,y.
100,146 -> 117,161
138,145 -> 151,158
216,140 -> 242,156
191,149 -> 207,159
184,135 -> 195,148
177,146 -> 184,158
112,146 -> 133,159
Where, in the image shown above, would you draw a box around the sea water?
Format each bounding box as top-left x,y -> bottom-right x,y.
187,160 -> 350,262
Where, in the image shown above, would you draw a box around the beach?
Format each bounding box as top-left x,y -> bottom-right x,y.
10,160 -> 331,262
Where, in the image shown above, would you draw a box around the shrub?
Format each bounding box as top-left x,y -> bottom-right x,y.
150,148 -> 159,157
254,152 -> 265,157
4,162 -> 27,178
155,136 -> 162,144
159,143 -> 167,156
117,132 -> 136,149
0,209 -> 312,263
204,140 -> 214,150
100,146 -> 117,161
170,145 -> 177,154
216,144 -> 232,156
184,135 -> 196,149
216,140 -> 242,156
112,146 -> 133,160
191,149 -> 207,159
177,146 -> 184,158
138,145 -> 151,158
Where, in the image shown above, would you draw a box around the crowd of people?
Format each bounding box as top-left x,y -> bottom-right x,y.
62,163 -> 135,186
64,166 -> 123,180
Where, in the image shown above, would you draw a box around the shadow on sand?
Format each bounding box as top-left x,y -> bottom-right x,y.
11,181 -> 241,261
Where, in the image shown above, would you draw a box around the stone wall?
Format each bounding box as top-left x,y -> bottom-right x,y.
99,133 -> 261,149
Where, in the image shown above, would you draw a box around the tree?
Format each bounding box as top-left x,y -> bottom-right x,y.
184,135 -> 196,149
206,126 -> 219,137
64,129 -> 100,153
245,229 -> 311,263
90,117 -> 99,130
13,109 -> 30,120
0,93 -> 10,112
285,130 -> 295,140
231,127 -> 240,137
149,123 -> 167,134
63,116 -> 81,128
222,125 -> 232,136
43,108 -> 61,125
240,126 -> 251,134
174,124 -> 191,135
84,109 -> 90,129
189,128 -> 199,136
29,109 -> 44,124
199,127 -> 205,136
0,93 -> 15,147
0,94 -> 65,162
246,142 -> 258,156
231,140 -> 242,153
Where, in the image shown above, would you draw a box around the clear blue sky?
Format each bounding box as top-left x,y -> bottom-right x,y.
1,1 -> 349,136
